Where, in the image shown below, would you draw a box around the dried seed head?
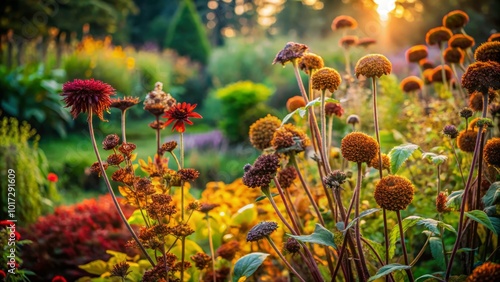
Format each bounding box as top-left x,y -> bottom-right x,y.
103,134 -> 120,150
311,67 -> 342,93
272,123 -> 311,153
199,203 -> 219,213
299,53 -> 324,75
430,65 -> 452,83
484,138 -> 500,167
110,96 -> 140,111
444,47 -> 465,64
90,161 -> 108,176
216,241 -> 240,261
369,153 -> 390,171
460,107 -> 474,118
436,191 -> 451,213
148,120 -> 167,130
405,45 -> 428,63
462,61 -> 500,94
457,130 -> 478,153
346,114 -> 360,125
191,253 -> 211,270
178,168 -> 200,182
466,262 -> 500,282
355,54 -> 392,78
107,153 -> 125,166
110,261 -> 131,278
474,41 -> 500,63
273,42 -> 309,65
277,166 -> 297,189
284,237 -> 301,254
118,142 -> 137,157
341,132 -> 379,163
246,221 -> 278,242
374,175 -> 415,211
419,59 -> 434,70
242,154 -> 280,189
171,223 -> 195,237
160,141 -> 177,154
143,82 -> 176,116
249,115 -> 281,151
323,170 -> 347,189
325,103 -> 344,117
443,125 -> 459,139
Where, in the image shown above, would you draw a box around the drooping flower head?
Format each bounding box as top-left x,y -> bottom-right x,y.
323,170 -> 347,189
273,42 -> 309,66
444,47 -> 465,64
331,15 -> 358,30
340,132 -> 379,163
488,33 -> 500,42
462,61 -> 500,94
459,107 -> 474,119
311,67 -> 342,93
400,76 -> 423,93
466,262 -> 500,282
484,138 -> 500,167
426,27 -> 453,46
354,54 -> 392,78
474,41 -> 500,63
246,221 -> 278,242
298,53 -> 324,75
110,96 -> 140,111
374,175 -> 415,211
405,45 -> 428,63
286,96 -> 306,112
346,114 -> 360,126
449,34 -> 475,49
61,79 -> 115,120
443,10 -> 469,30
249,114 -> 281,150
163,102 -> 202,133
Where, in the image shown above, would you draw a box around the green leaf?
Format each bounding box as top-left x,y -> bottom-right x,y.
455,248 -> 477,254
231,204 -> 257,226
255,193 -> 278,202
446,190 -> 463,210
281,97 -> 339,124
78,260 -> 108,275
422,152 -> 448,165
368,263 -> 412,281
417,218 -> 456,235
415,274 -> 445,282
342,208 -> 380,232
288,223 -> 337,249
389,216 -> 421,259
127,209 -> 150,226
388,143 -> 422,174
429,237 -> 446,270
465,210 -> 498,235
232,252 -> 269,282
488,217 -> 500,235
482,182 -> 500,207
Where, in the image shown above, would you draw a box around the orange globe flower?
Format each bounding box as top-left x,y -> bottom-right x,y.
163,102 -> 202,133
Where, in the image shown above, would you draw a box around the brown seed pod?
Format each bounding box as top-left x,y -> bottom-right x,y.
374,175 -> 415,211
298,53 -> 324,75
449,34 -> 475,49
340,132 -> 379,163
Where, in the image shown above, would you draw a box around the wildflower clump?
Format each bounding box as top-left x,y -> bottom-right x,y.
374,175 -> 415,211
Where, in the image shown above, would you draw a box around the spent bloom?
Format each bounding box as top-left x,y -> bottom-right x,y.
110,96 -> 140,111
286,96 -> 306,113
143,82 -> 176,116
405,45 -> 428,63
247,222 -> 278,242
299,53 -> 324,75
462,61 -> 500,94
443,125 -> 459,139
400,76 -> 423,93
273,42 -> 309,65
271,123 -> 311,153
449,34 -> 475,49
163,102 -> 202,133
249,115 -> 281,150
325,103 -> 344,117
484,138 -> 500,167
466,262 -> 500,282
425,27 -> 453,46
474,41 -> 500,63
374,175 -> 415,211
61,78 -> 115,120
341,132 -> 379,163
355,54 -> 392,78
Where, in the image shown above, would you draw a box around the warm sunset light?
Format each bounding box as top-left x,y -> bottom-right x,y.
374,0 -> 397,21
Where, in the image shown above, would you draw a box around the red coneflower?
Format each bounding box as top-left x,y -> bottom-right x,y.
163,102 -> 202,133
47,172 -> 58,183
61,79 -> 115,120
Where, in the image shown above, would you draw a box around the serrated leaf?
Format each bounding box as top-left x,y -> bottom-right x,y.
389,143 -> 422,174
465,210 -> 498,235
368,263 -> 412,281
422,152 -> 448,165
482,182 -> 500,207
255,193 -> 278,202
78,260 -> 108,275
232,252 -> 269,282
389,216 -> 421,259
446,190 -> 463,210
342,208 -> 380,232
429,237 -> 446,270
288,223 -> 337,249
281,97 -> 339,124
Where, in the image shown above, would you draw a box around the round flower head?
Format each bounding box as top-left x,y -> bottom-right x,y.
443,125 -> 459,139
341,132 -> 379,163
430,65 -> 452,83
474,41 -> 500,63
449,34 -> 475,49
405,45 -> 428,63
484,138 -> 500,167
242,154 -> 280,188
277,166 -> 297,189
246,221 -> 278,242
249,114 -> 281,150
488,33 -> 500,42
298,53 -> 324,75
325,102 -> 344,117
444,47 -> 465,64
284,237 -> 301,254
400,76 -> 423,93
273,42 -> 309,65
369,153 -> 390,171
357,37 -> 377,48
61,78 -> 115,120
346,114 -> 360,125
355,54 -> 392,78
443,10 -> 469,30
311,67 -> 342,93
374,175 -> 415,211
271,123 -> 311,153
419,59 -> 434,70
466,262 -> 500,282
110,96 -> 140,111
163,102 -> 202,133
460,107 -> 474,119
462,61 -> 500,94
425,27 -> 453,46
339,35 -> 358,49
103,134 -> 120,150
457,129 -> 478,152
331,15 -> 357,30
143,82 -> 176,116
469,91 -> 486,112
286,96 -> 306,112
191,253 -> 211,270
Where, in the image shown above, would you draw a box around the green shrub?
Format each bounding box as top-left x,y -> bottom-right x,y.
215,81 -> 274,143
0,116 -> 50,224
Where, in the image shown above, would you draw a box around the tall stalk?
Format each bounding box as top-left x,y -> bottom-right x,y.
397,210 -> 415,282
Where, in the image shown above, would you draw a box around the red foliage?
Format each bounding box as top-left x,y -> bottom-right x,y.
21,195 -> 137,281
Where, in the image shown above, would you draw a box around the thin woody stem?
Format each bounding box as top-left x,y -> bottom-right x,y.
265,236 -> 307,282
397,210 -> 415,282
206,214 -> 216,282
121,109 -> 127,143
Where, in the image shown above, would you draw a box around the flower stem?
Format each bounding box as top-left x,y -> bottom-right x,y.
354,162 -> 369,280
274,177 -> 301,234
450,140 -> 467,187
265,236 -> 307,282
179,131 -> 186,282
396,210 -> 415,282
87,111 -> 155,266
156,115 -> 161,156
439,42 -> 448,91
320,90 -> 329,170
206,214 -> 216,282
121,109 -> 127,143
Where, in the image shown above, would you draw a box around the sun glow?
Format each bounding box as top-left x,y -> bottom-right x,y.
374,0 -> 396,21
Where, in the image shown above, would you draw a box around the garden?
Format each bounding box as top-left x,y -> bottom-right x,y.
1,0 -> 500,281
